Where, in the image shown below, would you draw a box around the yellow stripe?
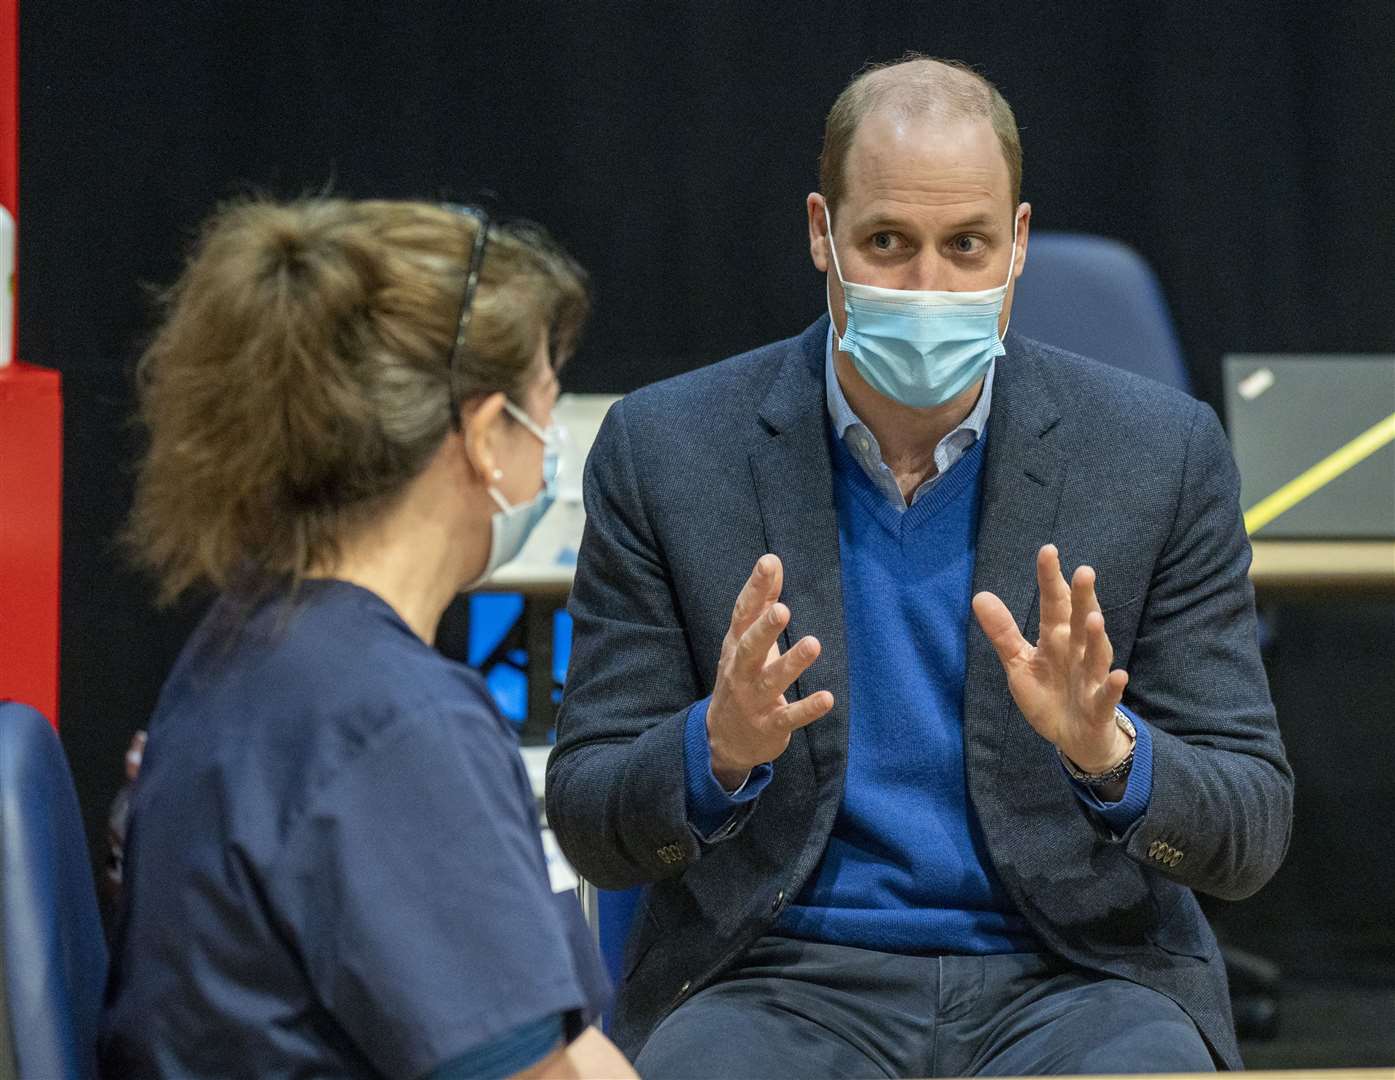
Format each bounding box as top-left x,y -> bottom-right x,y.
1244,411 -> 1395,535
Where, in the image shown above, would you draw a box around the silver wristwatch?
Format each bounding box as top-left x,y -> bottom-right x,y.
1058,708 -> 1136,786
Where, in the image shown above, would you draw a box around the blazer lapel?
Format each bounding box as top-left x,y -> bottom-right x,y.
964,337 -> 1067,753
748,319 -> 850,790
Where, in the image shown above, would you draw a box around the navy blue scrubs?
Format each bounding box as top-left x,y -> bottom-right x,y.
101,580 -> 607,1078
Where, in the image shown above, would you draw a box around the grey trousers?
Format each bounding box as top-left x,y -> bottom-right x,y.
633,936 -> 1217,1078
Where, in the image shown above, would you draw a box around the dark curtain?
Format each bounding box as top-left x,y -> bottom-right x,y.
17,0 -> 1395,975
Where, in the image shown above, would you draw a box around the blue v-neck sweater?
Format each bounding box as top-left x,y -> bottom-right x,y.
774,432 -> 1037,954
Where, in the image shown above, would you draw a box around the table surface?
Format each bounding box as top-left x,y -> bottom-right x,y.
1249,539 -> 1395,593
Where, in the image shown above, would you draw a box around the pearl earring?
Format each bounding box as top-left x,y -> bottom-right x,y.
492,469 -> 503,481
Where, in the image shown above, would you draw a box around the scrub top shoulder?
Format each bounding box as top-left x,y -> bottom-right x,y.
100,579 -> 607,1080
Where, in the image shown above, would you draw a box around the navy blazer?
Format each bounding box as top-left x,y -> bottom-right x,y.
547,316 -> 1293,1067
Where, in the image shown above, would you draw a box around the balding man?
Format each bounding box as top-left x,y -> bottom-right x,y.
548,55 -> 1291,1077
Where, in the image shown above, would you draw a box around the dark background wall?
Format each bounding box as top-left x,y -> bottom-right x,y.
15,1 -> 1395,982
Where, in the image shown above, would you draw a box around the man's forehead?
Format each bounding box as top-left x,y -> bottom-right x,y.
841,110 -> 1012,218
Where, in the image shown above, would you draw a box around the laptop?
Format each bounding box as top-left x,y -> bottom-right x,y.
1222,354 -> 1395,540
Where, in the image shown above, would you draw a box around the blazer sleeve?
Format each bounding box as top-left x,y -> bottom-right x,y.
1119,399 -> 1294,900
545,398 -> 714,890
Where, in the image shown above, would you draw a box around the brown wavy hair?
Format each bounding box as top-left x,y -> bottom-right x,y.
127,197 -> 589,606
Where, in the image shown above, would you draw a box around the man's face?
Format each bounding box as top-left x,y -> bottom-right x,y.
808,111 -> 1029,341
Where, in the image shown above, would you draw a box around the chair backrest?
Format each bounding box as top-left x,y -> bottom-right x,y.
597,886 -> 643,990
0,701 -> 108,1080
1011,232 -> 1194,395
579,881 -> 644,1033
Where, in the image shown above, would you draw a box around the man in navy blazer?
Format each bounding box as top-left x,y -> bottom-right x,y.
548,55 -> 1291,1076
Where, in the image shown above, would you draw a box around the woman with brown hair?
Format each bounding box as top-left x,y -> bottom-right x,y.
100,198 -> 634,1079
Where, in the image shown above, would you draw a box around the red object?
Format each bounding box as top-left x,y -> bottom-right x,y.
0,2 -> 51,723
0,361 -> 62,726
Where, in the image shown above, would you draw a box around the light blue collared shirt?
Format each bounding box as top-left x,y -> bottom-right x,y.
824,324 -> 996,511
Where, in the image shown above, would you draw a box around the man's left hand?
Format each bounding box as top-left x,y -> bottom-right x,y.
971,544 -> 1132,775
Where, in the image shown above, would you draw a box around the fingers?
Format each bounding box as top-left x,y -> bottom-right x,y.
729,554 -> 783,641
758,635 -> 822,700
1094,666 -> 1129,715
774,690 -> 835,732
972,591 -> 1029,667
1078,576 -> 1121,722
1037,545 -> 1071,630
1070,565 -> 1100,651
1082,609 -> 1115,683
711,556 -> 836,769
734,601 -> 790,679
1085,616 -> 1126,722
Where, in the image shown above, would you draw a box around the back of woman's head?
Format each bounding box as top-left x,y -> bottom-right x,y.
128,197 -> 589,605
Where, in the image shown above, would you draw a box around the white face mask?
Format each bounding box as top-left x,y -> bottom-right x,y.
468,400 -> 561,588
826,208 -> 1020,407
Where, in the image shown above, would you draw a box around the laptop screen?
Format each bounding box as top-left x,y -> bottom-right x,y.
1223,354 -> 1395,540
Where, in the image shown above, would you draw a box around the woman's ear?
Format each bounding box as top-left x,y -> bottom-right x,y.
461,391 -> 508,487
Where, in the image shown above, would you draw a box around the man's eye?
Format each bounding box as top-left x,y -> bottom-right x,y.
871,232 -> 897,251
953,235 -> 984,254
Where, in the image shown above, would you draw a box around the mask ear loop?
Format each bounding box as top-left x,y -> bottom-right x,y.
501,398 -> 549,443
463,396 -> 514,512
487,459 -> 513,513
479,402 -> 535,515
490,399 -> 555,513
823,203 -> 849,351
824,204 -> 849,285
1000,208 -> 1022,341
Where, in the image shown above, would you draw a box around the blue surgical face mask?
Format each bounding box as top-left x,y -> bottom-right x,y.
471,399 -> 560,586
825,210 -> 1019,408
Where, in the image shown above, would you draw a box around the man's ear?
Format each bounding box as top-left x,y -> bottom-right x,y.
807,193 -> 831,273
461,391 -> 508,486
1012,202 -> 1032,280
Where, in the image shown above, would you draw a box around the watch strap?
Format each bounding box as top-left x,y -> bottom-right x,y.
1058,708 -> 1137,786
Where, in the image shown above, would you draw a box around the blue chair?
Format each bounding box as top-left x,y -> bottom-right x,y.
595,884 -> 642,987
0,701 -> 108,1079
580,880 -> 643,1033
1011,232 -> 1192,394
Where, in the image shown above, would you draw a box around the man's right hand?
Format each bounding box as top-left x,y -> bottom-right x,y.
706,554 -> 835,790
